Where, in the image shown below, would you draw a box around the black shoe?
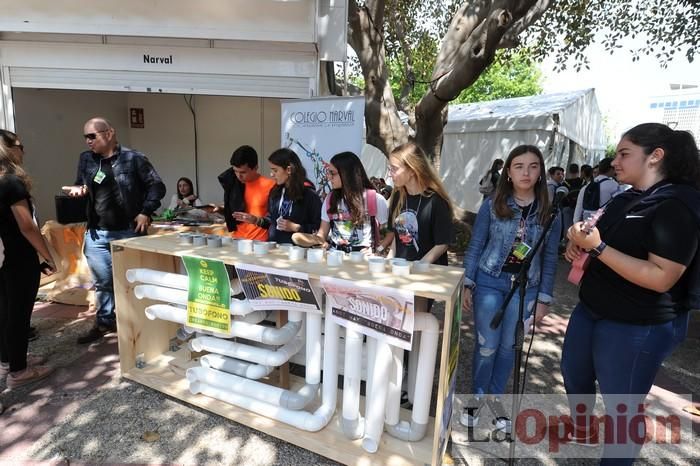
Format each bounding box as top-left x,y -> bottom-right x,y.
28,326 -> 39,342
77,324 -> 116,344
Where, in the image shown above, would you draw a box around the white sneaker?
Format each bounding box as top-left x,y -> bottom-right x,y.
459,397 -> 484,427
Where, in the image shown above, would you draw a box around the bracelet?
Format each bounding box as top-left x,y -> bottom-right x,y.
588,241 -> 607,258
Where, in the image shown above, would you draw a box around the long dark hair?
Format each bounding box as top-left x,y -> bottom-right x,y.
268,148 -> 307,202
0,144 -> 31,191
493,145 -> 550,224
486,158 -> 504,177
0,129 -> 19,149
328,151 -> 373,225
176,177 -> 195,200
622,123 -> 700,189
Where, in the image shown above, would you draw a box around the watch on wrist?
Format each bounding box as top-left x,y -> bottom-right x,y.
377,244 -> 385,252
589,241 -> 607,258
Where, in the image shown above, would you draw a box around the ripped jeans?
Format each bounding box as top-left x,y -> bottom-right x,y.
470,269 -> 538,396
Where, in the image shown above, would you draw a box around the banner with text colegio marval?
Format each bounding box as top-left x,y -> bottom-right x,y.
182,256 -> 231,334
321,277 -> 414,350
235,263 -> 320,314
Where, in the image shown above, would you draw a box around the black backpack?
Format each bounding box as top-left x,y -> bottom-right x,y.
582,179 -> 604,211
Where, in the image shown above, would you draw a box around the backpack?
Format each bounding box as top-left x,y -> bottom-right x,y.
478,172 -> 495,195
582,179 -> 604,211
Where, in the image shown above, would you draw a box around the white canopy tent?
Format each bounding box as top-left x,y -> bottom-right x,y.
441,88 -> 607,212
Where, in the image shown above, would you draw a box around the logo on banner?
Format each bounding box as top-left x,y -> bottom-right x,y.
182,256 -> 231,333
288,110 -> 356,127
235,263 -> 320,313
321,276 -> 414,350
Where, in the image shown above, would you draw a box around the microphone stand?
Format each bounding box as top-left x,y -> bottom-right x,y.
489,201 -> 562,466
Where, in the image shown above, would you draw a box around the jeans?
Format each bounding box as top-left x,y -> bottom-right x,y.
561,303 -> 689,465
84,228 -> 137,327
471,269 -> 538,396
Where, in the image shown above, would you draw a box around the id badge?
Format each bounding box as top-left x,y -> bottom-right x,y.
93,170 -> 106,184
512,241 -> 532,260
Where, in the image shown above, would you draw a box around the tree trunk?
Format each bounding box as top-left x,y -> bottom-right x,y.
348,0 -> 407,157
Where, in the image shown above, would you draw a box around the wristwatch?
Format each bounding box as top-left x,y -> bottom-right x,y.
588,241 -> 607,258
377,244 -> 385,253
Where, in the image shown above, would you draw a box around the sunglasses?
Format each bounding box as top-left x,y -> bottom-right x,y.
83,130 -> 108,140
325,168 -> 339,177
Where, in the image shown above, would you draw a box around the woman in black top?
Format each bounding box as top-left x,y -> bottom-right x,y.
380,142 -> 454,265
260,148 -> 321,244
0,137 -> 56,388
563,123 -> 700,463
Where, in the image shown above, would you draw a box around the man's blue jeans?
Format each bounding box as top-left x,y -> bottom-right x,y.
561,303 -> 689,465
84,228 -> 137,327
471,269 -> 538,396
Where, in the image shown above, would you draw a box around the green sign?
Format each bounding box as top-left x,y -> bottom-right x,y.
182,256 -> 231,334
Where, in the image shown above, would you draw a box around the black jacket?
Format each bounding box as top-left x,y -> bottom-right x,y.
261,185 -> 322,244
74,146 -> 166,228
217,168 -> 245,232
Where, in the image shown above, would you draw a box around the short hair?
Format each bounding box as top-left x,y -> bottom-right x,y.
548,166 -> 563,176
230,145 -> 258,169
567,163 -> 579,174
597,157 -> 615,174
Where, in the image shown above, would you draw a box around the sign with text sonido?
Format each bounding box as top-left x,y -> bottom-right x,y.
236,263 -> 320,314
182,256 -> 231,334
321,277 -> 414,350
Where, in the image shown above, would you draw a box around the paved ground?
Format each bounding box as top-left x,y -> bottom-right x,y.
0,259 -> 698,465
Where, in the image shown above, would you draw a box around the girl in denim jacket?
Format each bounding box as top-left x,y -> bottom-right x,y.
460,145 -> 561,431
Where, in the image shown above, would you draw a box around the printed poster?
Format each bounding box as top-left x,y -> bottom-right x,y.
281,96 -> 365,200
235,263 -> 321,313
321,276 -> 414,350
182,256 -> 231,334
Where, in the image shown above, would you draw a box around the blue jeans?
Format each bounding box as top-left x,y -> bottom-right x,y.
471,269 -> 538,396
561,303 -> 689,465
84,228 -> 137,327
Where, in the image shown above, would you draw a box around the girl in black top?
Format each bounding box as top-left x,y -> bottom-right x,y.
380,142 -> 454,265
0,135 -> 56,388
260,148 -> 321,244
563,123 -> 700,463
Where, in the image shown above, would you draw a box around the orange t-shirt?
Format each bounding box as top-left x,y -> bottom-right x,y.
233,175 -> 276,240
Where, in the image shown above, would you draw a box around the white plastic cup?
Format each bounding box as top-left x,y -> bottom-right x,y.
178,233 -> 193,244
206,235 -> 222,248
307,248 -> 324,263
349,251 -> 364,262
368,257 -> 386,274
327,250 -> 344,267
220,236 -> 233,245
392,262 -> 411,276
238,239 -> 254,254
253,241 -> 269,256
266,241 -> 278,249
413,260 -> 430,273
288,246 -> 305,261
279,243 -> 293,253
191,234 -> 206,246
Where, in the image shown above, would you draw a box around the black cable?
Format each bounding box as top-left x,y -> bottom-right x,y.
183,95 -> 199,192
520,309 -> 538,395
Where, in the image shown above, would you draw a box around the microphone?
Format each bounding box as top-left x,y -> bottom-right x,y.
551,185 -> 569,210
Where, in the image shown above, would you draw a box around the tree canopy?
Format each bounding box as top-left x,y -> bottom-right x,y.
346,0 -> 700,162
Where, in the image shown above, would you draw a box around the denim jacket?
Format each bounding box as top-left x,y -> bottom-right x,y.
463,197 -> 561,303
75,146 -> 166,227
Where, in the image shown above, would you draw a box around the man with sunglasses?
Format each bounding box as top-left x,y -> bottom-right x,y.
65,117 -> 165,344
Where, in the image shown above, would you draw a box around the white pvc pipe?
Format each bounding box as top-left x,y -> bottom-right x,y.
189,336 -> 303,367
188,307 -> 340,432
146,304 -> 301,345
385,312 -> 439,442
341,327 -> 365,439
407,331 -> 420,404
362,339 -> 392,453
126,268 -> 244,295
134,284 -> 254,315
385,344 -> 403,427
186,366 -> 318,410
126,268 -> 190,289
238,310 -> 268,324
365,336 -> 377,401
305,313 -> 322,385
200,354 -> 273,380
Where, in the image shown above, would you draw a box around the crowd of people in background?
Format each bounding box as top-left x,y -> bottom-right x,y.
1,118 -> 698,466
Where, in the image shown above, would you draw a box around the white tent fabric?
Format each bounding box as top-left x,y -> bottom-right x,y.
442,89 -> 607,212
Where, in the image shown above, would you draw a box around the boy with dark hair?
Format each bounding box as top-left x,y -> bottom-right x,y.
217,145 -> 275,240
